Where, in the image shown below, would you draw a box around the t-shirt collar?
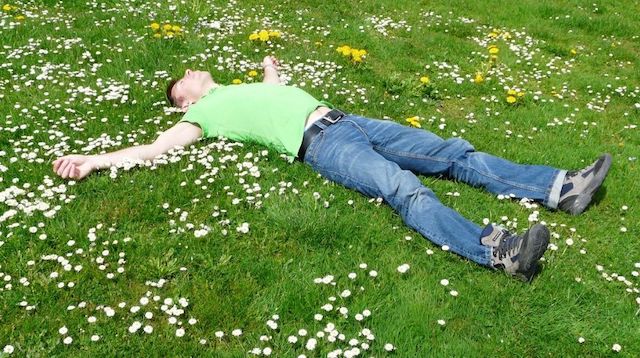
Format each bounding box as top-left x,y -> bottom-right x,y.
206,85 -> 222,96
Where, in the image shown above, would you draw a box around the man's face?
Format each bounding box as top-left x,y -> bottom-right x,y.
171,69 -> 215,111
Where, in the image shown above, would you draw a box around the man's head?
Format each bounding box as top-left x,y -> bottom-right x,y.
166,69 -> 216,112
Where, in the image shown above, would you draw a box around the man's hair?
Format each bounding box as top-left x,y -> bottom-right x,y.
165,78 -> 179,107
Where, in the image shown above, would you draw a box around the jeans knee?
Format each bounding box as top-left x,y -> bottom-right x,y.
388,181 -> 437,217
445,138 -> 476,178
446,138 -> 475,155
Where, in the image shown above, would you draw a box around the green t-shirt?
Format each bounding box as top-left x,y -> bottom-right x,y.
179,83 -> 333,163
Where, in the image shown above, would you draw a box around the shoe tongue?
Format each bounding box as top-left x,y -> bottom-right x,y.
480,224 -> 504,247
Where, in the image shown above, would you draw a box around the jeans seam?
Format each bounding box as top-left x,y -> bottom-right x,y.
373,145 -> 450,161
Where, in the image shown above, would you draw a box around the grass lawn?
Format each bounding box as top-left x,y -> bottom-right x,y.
1,0 -> 639,356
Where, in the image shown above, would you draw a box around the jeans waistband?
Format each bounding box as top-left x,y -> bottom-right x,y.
297,109 -> 347,161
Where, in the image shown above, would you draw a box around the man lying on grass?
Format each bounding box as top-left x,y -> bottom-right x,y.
52,55 -> 612,282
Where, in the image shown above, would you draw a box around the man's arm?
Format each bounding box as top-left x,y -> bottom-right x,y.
52,122 -> 202,180
262,55 -> 281,84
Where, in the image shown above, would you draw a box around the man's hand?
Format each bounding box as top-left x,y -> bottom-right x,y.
262,55 -> 281,84
262,55 -> 280,70
53,154 -> 95,180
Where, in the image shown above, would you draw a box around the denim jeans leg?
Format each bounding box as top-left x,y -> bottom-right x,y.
303,117 -> 492,266
354,116 -> 567,208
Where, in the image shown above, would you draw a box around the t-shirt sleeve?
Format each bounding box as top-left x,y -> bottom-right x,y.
179,110 -> 208,138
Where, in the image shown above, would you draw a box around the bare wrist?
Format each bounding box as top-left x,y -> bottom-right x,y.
88,155 -> 103,170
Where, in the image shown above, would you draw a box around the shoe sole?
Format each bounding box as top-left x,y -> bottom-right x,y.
567,153 -> 612,215
515,224 -> 550,282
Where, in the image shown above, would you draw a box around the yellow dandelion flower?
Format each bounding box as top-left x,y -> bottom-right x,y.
488,46 -> 499,55
474,72 -> 484,83
150,22 -> 160,31
153,33 -> 162,38
248,70 -> 258,77
488,32 -> 498,38
352,55 -> 363,63
232,79 -> 242,84
15,15 -> 24,20
268,30 -> 280,38
171,25 -> 181,32
570,48 -> 577,55
2,4 -> 12,11
507,89 -> 517,96
258,30 -> 269,41
506,96 -> 517,104
249,33 -> 259,41
337,45 -> 352,56
420,76 -> 430,85
162,24 -> 172,31
517,91 -> 525,97
405,116 -> 421,128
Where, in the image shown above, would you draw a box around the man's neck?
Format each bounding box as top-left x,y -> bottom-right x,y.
202,82 -> 220,95
191,83 -> 220,106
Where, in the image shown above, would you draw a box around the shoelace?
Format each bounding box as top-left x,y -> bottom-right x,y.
565,170 -> 578,178
566,160 -> 597,181
494,233 -> 522,260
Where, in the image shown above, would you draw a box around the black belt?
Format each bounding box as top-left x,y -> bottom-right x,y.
297,109 -> 347,161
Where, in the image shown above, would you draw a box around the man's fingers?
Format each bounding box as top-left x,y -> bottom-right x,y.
56,157 -> 72,173
60,163 -> 71,178
55,159 -> 66,175
57,160 -> 70,176
62,163 -> 74,178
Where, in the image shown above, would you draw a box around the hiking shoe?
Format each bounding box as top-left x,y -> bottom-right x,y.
480,223 -> 550,282
558,154 -> 612,215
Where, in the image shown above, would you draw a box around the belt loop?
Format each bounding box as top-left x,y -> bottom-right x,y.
312,119 -> 330,131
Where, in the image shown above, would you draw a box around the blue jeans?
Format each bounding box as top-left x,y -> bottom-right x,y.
302,114 -> 567,266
